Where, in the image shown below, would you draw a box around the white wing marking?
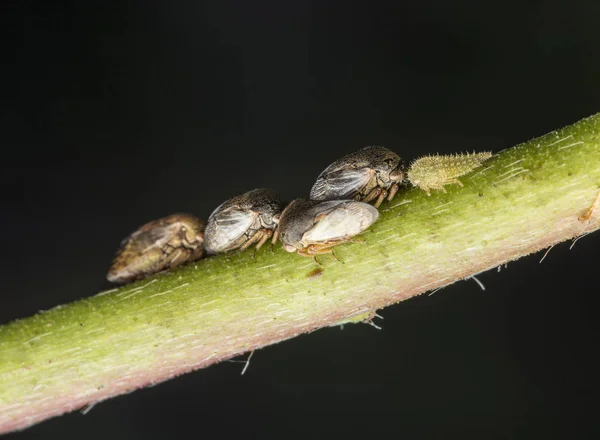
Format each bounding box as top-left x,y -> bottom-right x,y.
209,208 -> 256,251
138,223 -> 180,253
303,202 -> 379,244
310,168 -> 374,200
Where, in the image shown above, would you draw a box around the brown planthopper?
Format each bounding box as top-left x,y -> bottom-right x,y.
204,188 -> 284,254
406,151 -> 493,195
309,146 -> 406,208
107,213 -> 205,284
275,198 -> 379,259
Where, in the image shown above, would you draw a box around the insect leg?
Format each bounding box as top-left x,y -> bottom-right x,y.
330,248 -> 342,262
373,190 -> 388,209
296,248 -> 322,264
270,228 -> 279,253
362,187 -> 383,204
387,183 -> 399,201
306,243 -> 336,255
271,228 -> 279,245
167,249 -> 185,266
309,243 -> 345,260
254,229 -> 274,251
240,230 -> 265,252
431,177 -> 463,192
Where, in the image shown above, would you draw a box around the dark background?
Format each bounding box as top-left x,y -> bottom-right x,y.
2,1 -> 599,439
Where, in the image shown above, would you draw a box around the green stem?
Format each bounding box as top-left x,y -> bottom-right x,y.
2,114 -> 600,433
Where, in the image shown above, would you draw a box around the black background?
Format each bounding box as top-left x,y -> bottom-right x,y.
2,1 -> 600,439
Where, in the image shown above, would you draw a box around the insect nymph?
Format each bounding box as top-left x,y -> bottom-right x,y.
276,198 -> 379,258
107,213 -> 205,284
204,188 -> 284,254
407,152 -> 493,195
309,146 -> 406,208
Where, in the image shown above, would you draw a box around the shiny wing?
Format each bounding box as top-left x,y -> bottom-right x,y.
309,168 -> 374,201
125,222 -> 181,255
108,222 -> 180,283
206,208 -> 256,252
303,201 -> 379,243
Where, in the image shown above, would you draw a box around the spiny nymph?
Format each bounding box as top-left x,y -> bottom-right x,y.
407,151 -> 492,195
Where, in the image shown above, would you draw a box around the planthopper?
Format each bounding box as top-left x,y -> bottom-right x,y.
107,213 -> 205,284
204,188 -> 284,254
275,198 -> 379,259
309,146 -> 406,208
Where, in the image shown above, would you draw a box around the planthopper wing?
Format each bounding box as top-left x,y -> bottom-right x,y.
205,207 -> 256,253
309,168 -> 374,201
107,221 -> 182,283
123,222 -> 181,255
303,201 -> 379,244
